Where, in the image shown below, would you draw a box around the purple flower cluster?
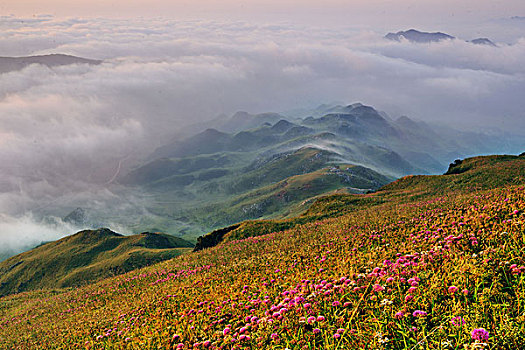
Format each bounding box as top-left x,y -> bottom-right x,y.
471,328 -> 489,342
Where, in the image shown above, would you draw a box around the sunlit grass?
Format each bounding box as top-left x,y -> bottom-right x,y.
1,155 -> 524,349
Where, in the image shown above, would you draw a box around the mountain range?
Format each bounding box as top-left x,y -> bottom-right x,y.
385,29 -> 496,46
95,102 -> 522,240
385,29 -> 455,43
1,100 -> 521,265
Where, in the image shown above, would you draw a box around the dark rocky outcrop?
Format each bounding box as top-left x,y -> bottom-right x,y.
193,224 -> 241,251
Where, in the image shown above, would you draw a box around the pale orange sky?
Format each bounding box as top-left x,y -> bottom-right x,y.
1,0 -> 524,24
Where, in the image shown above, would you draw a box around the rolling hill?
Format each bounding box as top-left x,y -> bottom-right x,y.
195,153 -> 525,249
1,153 -> 523,349
121,146 -> 392,238
0,228 -> 193,296
108,103 -> 523,241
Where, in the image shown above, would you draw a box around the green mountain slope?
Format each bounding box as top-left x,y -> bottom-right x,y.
53,102 -> 523,247
187,164 -> 392,229
1,153 -> 524,349
379,154 -> 525,197
195,153 -> 525,249
135,147 -> 392,237
0,229 -> 193,296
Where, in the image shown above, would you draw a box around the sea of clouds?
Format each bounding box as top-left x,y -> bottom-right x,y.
0,15 -> 524,259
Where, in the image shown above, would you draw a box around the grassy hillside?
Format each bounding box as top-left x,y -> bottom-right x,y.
380,154 -> 525,197
174,163 -> 391,230
193,154 -> 524,249
0,229 -> 193,296
133,148 -> 391,238
92,104 -> 525,243
1,154 -> 524,349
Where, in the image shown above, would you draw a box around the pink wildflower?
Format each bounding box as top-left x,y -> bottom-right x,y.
471,328 -> 489,342
394,311 -> 405,319
451,316 -> 465,326
412,310 -> 427,317
448,286 -> 458,294
373,284 -> 385,292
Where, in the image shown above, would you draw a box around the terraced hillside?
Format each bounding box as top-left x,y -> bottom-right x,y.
0,154 -> 524,349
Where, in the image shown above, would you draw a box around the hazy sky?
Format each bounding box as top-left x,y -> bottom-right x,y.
2,1 -> 525,26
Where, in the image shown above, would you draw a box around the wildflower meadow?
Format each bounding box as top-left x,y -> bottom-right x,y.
0,156 -> 524,349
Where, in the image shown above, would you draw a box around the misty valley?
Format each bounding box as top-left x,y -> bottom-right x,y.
64,102 -> 524,239
1,13 -> 525,349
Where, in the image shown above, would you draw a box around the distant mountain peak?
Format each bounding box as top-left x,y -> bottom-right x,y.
385,29 -> 455,43
469,38 -> 496,46
351,104 -> 378,114
202,128 -> 226,136
63,207 -> 88,225
271,119 -> 294,133
231,111 -> 250,119
396,115 -> 414,123
0,53 -> 102,74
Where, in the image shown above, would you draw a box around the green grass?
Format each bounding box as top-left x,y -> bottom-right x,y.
0,229 -> 193,296
194,154 -> 524,249
185,164 -> 391,229
1,154 -> 523,349
139,149 -> 391,238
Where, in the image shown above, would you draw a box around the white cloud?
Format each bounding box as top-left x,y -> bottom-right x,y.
0,16 -> 524,259
0,214 -> 76,259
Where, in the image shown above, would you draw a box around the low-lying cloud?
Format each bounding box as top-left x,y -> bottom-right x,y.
0,214 -> 79,261
0,15 -> 524,259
